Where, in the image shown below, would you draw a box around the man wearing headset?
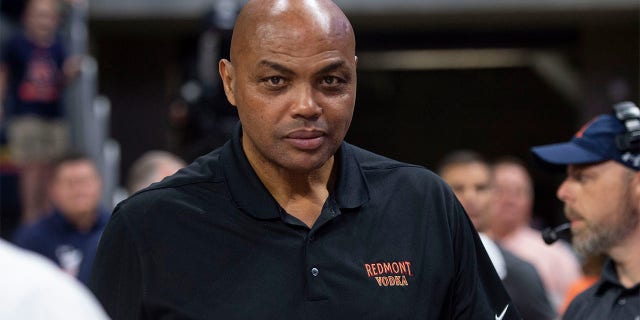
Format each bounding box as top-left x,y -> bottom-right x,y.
532,101 -> 640,320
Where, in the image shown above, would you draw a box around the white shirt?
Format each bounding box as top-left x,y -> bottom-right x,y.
479,233 -> 507,280
0,239 -> 109,319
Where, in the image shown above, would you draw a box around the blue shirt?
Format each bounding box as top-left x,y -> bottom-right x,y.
0,32 -> 67,119
12,208 -> 109,283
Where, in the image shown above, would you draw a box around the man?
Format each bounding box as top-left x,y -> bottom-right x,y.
12,152 -> 109,284
489,157 -> 582,308
90,1 -> 520,319
439,150 -> 556,320
532,101 -> 640,320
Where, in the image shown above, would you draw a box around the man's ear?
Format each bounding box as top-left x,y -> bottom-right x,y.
628,170 -> 640,208
219,59 -> 237,107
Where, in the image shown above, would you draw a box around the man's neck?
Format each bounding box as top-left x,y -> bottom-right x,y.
609,229 -> 640,288
68,211 -> 98,233
251,157 -> 335,228
488,223 -> 525,242
25,31 -> 55,48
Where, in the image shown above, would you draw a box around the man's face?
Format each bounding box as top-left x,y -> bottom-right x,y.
220,20 -> 357,173
492,164 -> 533,231
557,160 -> 639,256
441,163 -> 493,232
24,0 -> 59,41
50,160 -> 102,222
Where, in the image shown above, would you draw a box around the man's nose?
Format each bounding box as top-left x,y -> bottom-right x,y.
291,84 -> 321,119
556,179 -> 572,203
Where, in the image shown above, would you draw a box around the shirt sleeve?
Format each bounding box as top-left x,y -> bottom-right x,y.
88,207 -> 144,319
450,200 -> 522,320
0,240 -> 109,320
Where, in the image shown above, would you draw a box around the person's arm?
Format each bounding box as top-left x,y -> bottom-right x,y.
62,54 -> 83,84
88,208 -> 144,319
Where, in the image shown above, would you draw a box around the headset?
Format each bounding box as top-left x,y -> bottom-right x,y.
614,101 -> 640,153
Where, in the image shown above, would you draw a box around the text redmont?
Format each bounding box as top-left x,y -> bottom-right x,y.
364,261 -> 413,287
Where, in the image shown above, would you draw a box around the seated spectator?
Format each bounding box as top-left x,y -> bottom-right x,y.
11,152 -> 108,283
438,150 -> 557,320
0,238 -> 108,319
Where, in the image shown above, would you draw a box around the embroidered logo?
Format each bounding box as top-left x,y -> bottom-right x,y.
364,261 -> 413,287
574,117 -> 598,138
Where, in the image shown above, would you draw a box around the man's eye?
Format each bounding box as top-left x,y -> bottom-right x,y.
571,173 -> 587,182
267,76 -> 284,86
322,76 -> 337,85
320,76 -> 344,86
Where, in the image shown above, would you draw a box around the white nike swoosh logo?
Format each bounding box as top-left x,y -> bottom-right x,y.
495,304 -> 509,320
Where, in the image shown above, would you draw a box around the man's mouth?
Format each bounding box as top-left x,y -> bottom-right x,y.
285,130 -> 325,150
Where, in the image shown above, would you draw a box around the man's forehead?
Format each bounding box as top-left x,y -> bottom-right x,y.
567,160 -> 618,173
231,0 -> 354,61
267,0 -> 335,34
444,164 -> 491,181
447,162 -> 491,174
56,160 -> 98,175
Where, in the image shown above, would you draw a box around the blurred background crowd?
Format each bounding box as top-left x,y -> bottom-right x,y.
0,0 -> 637,318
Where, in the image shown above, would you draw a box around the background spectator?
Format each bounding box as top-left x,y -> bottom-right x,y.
438,150 -> 557,320
126,150 -> 186,194
79,149 -> 185,281
0,0 -> 81,224
489,157 -> 582,309
11,152 -> 108,282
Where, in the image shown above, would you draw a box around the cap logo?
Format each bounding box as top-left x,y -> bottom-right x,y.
575,117 -> 598,138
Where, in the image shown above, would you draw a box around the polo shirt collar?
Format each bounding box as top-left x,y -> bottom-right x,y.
222,123 -> 369,220
333,141 -> 371,209
595,258 -> 640,294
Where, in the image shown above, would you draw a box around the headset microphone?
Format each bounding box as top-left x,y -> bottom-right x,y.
541,223 -> 571,245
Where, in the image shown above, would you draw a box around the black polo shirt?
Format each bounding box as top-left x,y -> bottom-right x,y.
89,125 -> 520,320
563,259 -> 640,320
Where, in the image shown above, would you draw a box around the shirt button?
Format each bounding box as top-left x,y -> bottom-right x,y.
311,267 -> 319,277
618,298 -> 626,305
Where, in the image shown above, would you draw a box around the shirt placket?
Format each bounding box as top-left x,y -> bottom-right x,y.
303,198 -> 341,302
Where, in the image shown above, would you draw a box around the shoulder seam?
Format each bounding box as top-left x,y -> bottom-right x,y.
131,177 -> 226,197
